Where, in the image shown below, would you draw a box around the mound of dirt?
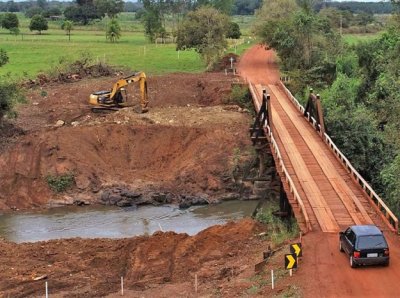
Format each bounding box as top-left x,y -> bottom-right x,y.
217,53 -> 240,71
0,219 -> 265,297
0,72 -> 252,210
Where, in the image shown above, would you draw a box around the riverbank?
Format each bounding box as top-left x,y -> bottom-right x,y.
0,219 -> 269,297
0,72 -> 268,211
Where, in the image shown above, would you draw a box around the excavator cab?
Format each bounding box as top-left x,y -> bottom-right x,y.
89,72 -> 148,113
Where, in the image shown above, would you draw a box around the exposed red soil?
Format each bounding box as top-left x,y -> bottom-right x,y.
0,219 -> 274,297
0,73 -> 251,210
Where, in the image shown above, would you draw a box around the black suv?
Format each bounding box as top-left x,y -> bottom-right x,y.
339,225 -> 389,268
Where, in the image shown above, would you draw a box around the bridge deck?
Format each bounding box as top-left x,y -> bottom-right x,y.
239,46 -> 395,233
252,82 -> 387,233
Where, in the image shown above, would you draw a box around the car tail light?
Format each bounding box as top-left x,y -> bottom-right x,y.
353,251 -> 361,258
384,249 -> 390,256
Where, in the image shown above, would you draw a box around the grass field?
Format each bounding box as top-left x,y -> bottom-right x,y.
342,33 -> 381,45
0,13 -> 255,78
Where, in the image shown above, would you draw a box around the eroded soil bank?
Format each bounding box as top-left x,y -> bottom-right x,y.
0,73 -> 256,211
0,219 -> 268,297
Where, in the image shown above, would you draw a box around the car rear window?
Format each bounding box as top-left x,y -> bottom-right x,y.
357,235 -> 387,249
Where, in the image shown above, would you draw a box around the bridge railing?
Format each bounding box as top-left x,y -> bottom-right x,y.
279,82 -> 399,232
249,83 -> 312,232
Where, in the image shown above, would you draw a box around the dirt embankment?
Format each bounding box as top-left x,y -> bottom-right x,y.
0,73 -> 253,210
0,219 -> 270,297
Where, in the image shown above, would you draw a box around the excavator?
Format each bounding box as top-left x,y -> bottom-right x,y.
89,72 -> 149,113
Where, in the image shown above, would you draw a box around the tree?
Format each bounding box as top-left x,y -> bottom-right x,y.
233,0 -> 262,15
25,7 -> 44,18
226,21 -> 241,39
176,7 -> 228,69
42,7 -> 62,18
355,12 -> 374,33
94,0 -> 124,18
64,0 -> 101,25
195,0 -> 235,15
106,18 -> 121,42
1,12 -> 19,33
37,0 -> 47,10
5,1 -> 20,12
0,49 -> 8,67
29,14 -> 48,34
140,0 -> 163,42
382,155 -> 400,216
61,20 -> 73,41
254,0 -> 340,80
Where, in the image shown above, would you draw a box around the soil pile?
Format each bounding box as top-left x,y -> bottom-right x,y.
0,73 -> 252,210
0,219 -> 267,297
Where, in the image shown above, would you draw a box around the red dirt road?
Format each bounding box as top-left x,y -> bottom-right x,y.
238,45 -> 400,297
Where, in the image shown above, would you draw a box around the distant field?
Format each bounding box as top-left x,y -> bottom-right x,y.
0,30 -> 206,78
0,13 -> 255,78
342,33 -> 381,45
232,15 -> 255,37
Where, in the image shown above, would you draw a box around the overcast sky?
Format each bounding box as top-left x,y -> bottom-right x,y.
0,0 -> 391,3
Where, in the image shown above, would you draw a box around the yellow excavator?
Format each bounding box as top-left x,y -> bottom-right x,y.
89,72 -> 149,113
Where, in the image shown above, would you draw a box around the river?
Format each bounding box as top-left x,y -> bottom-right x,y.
0,200 -> 260,243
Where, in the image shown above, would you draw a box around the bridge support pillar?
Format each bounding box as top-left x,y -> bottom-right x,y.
272,181 -> 292,217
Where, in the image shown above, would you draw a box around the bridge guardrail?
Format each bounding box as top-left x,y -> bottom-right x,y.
249,83 -> 312,232
279,81 -> 399,232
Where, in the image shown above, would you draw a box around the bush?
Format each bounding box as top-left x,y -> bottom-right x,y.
256,204 -> 299,246
224,84 -> 253,111
46,172 -> 75,193
47,52 -> 114,82
0,76 -> 25,122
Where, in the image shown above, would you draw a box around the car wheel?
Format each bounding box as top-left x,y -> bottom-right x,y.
339,240 -> 344,252
383,260 -> 390,267
350,256 -> 357,268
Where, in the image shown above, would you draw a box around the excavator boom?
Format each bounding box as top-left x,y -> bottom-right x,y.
89,71 -> 149,113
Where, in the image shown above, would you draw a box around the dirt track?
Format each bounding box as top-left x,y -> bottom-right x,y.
238,45 -> 400,297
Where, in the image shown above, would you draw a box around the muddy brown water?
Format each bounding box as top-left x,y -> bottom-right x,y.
0,200 -> 260,243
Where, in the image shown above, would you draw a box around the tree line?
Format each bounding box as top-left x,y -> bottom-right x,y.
315,1 -> 393,15
0,0 -> 262,16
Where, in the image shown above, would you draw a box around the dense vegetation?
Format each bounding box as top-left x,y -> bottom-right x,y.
254,0 -> 400,217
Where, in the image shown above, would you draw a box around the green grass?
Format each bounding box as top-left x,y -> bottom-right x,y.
0,13 -> 255,78
0,29 -> 206,78
342,33 -> 381,45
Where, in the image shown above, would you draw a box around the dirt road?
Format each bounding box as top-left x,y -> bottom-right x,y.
238,45 -> 400,297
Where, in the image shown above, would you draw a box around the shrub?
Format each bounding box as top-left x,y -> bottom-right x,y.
225,84 -> 252,110
256,204 -> 299,246
0,76 -> 25,122
46,172 -> 75,193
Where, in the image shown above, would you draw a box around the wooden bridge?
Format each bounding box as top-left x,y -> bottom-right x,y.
240,46 -> 398,234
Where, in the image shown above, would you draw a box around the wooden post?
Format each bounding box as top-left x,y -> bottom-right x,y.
45,281 -> 48,298
195,274 -> 198,293
271,270 -> 274,289
315,94 -> 325,136
121,276 -> 124,296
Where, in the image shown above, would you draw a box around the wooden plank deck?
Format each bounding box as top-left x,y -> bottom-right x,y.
253,83 -> 386,233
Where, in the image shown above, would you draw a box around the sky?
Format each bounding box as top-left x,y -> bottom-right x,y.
0,0 -> 392,2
